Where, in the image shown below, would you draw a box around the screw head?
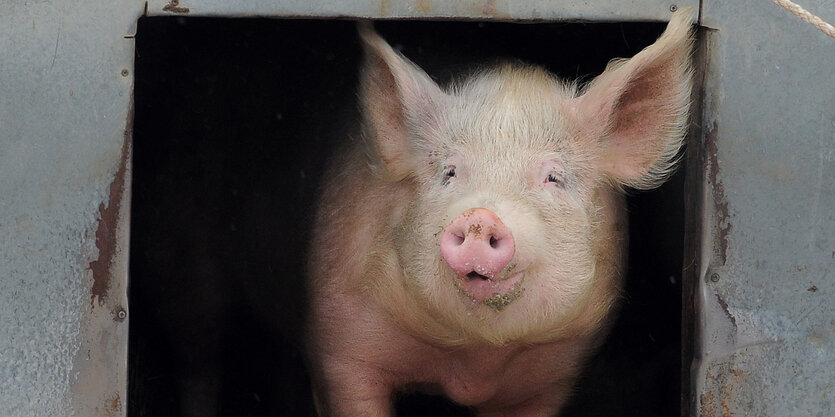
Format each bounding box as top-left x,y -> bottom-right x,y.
121,69 -> 129,77
115,308 -> 127,321
670,4 -> 678,12
710,273 -> 720,283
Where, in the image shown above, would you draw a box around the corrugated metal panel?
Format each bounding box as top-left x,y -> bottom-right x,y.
693,0 -> 834,415
0,1 -> 143,415
145,0 -> 698,21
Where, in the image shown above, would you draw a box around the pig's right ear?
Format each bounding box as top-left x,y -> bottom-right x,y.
358,22 -> 446,181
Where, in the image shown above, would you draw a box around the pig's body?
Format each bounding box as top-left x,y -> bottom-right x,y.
307,10 -> 693,416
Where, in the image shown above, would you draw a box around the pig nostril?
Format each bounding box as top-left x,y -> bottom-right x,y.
467,271 -> 489,280
489,236 -> 498,249
452,233 -> 465,246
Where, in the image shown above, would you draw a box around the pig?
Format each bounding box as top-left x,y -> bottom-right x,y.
306,9 -> 694,417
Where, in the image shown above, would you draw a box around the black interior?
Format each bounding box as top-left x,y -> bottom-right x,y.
129,17 -> 683,417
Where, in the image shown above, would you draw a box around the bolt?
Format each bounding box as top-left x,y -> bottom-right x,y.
710,273 -> 720,283
121,69 -> 129,77
115,308 -> 127,321
670,4 -> 678,12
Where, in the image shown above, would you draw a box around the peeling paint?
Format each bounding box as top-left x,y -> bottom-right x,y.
705,121 -> 731,266
163,0 -> 190,14
88,108 -> 131,308
715,293 -> 737,328
70,97 -> 132,416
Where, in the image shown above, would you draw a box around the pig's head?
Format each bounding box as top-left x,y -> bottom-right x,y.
358,11 -> 693,345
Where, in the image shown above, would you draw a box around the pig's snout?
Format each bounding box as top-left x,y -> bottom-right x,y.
440,208 -> 515,280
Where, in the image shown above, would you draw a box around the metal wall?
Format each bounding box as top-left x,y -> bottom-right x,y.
143,0 -> 696,20
0,0 -> 830,416
0,0 -> 143,415
692,0 -> 834,416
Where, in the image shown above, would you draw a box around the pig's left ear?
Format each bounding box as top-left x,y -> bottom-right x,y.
572,9 -> 694,190
358,22 -> 447,181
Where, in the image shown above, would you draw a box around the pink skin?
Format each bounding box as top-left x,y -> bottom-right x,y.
440,208 -> 520,302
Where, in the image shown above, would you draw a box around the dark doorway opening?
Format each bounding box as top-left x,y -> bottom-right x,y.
129,17 -> 683,417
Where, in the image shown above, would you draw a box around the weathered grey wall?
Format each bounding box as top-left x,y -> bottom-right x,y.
694,0 -> 834,416
144,0 -> 697,20
0,0 -> 143,415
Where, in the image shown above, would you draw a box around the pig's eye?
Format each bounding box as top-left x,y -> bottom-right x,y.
540,161 -> 568,193
545,172 -> 565,188
442,166 -> 456,186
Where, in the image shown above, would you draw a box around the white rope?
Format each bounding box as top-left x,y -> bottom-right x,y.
772,0 -> 835,39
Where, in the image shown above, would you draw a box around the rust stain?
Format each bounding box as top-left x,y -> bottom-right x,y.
88,102 -> 132,308
163,0 -> 190,14
720,399 -> 733,417
102,393 -> 122,417
701,359 -> 745,417
380,0 -> 389,15
700,390 -> 716,417
705,122 -> 731,266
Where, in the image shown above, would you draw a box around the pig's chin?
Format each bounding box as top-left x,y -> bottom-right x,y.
454,270 -> 525,311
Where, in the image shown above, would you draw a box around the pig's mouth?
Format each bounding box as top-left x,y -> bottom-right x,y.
467,271 -> 490,280
455,269 -> 525,311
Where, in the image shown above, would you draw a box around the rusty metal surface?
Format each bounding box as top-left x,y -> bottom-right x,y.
694,0 -> 834,415
146,0 -> 698,21
0,1 -> 143,415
